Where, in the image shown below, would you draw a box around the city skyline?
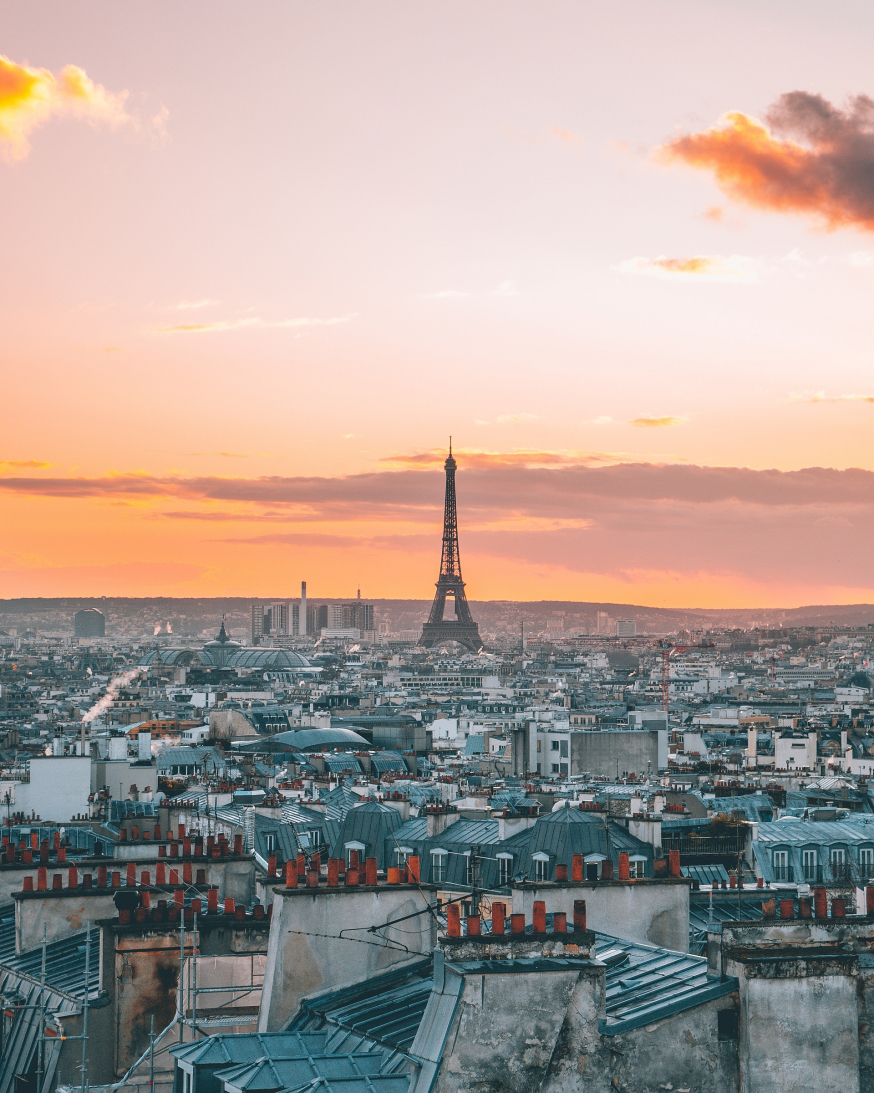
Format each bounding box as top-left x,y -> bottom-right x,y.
3,3 -> 874,607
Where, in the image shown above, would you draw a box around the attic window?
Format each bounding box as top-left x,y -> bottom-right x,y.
532,852 -> 550,883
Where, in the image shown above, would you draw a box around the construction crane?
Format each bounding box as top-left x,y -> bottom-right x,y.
553,632 -> 714,719
651,639 -> 716,717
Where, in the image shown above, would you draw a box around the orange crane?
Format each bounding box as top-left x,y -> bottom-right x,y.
652,639 -> 716,716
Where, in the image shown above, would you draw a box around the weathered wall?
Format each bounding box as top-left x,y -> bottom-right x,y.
52,999 -> 117,1090
730,958 -> 859,1093
569,729 -> 667,778
259,882 -> 437,1031
431,966 -> 595,1093
15,756 -> 92,822
546,982 -> 740,1093
104,919 -> 269,1076
15,889 -> 119,951
511,878 -> 690,952
415,957 -> 739,1093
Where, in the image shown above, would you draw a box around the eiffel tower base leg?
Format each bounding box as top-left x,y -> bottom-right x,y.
419,622 -> 484,653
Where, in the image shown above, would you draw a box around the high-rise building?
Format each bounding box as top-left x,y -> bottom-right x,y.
270,602 -> 290,636
252,604 -> 266,644
300,581 -> 307,636
74,608 -> 105,637
616,619 -> 637,638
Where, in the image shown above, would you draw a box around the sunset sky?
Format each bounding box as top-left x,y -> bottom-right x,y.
3,2 -> 874,608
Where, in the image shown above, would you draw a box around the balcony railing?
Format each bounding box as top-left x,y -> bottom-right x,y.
773,864 -> 793,882
661,835 -> 745,856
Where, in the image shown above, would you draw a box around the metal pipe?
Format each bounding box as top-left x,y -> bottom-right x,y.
81,921 -> 90,1093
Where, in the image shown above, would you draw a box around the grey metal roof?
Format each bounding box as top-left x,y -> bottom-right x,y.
688,895 -> 763,953
171,1031 -> 332,1066
325,754 -> 363,774
513,804 -> 654,881
288,956 -> 433,1055
239,728 -> 370,753
331,801 -> 405,870
681,863 -> 730,885
213,1050 -> 388,1092
393,817 -> 429,843
756,818 -> 874,845
2,926 -> 101,1002
595,933 -> 738,1034
320,784 -> 372,821
0,904 -> 15,963
371,752 -> 408,773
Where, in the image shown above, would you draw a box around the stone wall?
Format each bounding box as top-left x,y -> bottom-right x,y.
259,880 -> 437,1031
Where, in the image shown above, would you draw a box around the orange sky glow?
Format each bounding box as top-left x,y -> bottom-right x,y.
3,3 -> 874,609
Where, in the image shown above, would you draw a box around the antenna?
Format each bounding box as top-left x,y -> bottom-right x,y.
449,435 -> 452,455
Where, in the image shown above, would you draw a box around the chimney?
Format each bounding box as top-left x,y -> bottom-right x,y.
426,807 -> 455,837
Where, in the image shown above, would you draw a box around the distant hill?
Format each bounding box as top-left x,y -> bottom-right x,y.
1,597 -> 872,636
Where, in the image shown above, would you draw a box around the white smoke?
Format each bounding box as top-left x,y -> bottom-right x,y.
82,666 -> 146,724
153,623 -> 162,636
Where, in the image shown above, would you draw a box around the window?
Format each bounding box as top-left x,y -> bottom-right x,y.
393,847 -> 413,868
861,848 -> 874,879
345,841 -> 366,867
264,832 -> 276,855
497,854 -> 513,885
802,849 -> 818,882
551,763 -> 560,774
533,853 -> 550,882
551,739 -> 560,751
831,846 -> 850,880
629,856 -> 647,879
717,1009 -> 739,1042
536,740 -> 541,753
465,853 -> 474,885
431,850 -> 448,884
772,849 -> 790,882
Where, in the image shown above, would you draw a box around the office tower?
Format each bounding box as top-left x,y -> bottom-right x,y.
616,619 -> 637,638
300,581 -> 307,636
74,608 -> 105,637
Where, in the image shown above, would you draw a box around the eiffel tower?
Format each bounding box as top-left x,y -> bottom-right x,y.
419,442 -> 484,653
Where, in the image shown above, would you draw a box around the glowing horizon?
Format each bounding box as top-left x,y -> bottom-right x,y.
4,4 -> 874,608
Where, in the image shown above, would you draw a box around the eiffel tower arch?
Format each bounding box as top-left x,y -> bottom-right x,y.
419,443 -> 484,653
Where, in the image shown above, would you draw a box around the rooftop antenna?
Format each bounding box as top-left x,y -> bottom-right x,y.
449,435 -> 452,455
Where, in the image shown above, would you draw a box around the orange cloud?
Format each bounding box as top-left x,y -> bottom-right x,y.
378,448 -> 622,469
630,417 -> 685,428
152,314 -> 356,334
618,254 -> 758,281
0,54 -> 131,160
6,461 -> 874,602
790,391 -> 874,404
658,92 -> 874,230
0,459 -> 51,471
549,127 -> 583,146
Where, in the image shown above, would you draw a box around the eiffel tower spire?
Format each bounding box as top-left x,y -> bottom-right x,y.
420,443 -> 484,652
